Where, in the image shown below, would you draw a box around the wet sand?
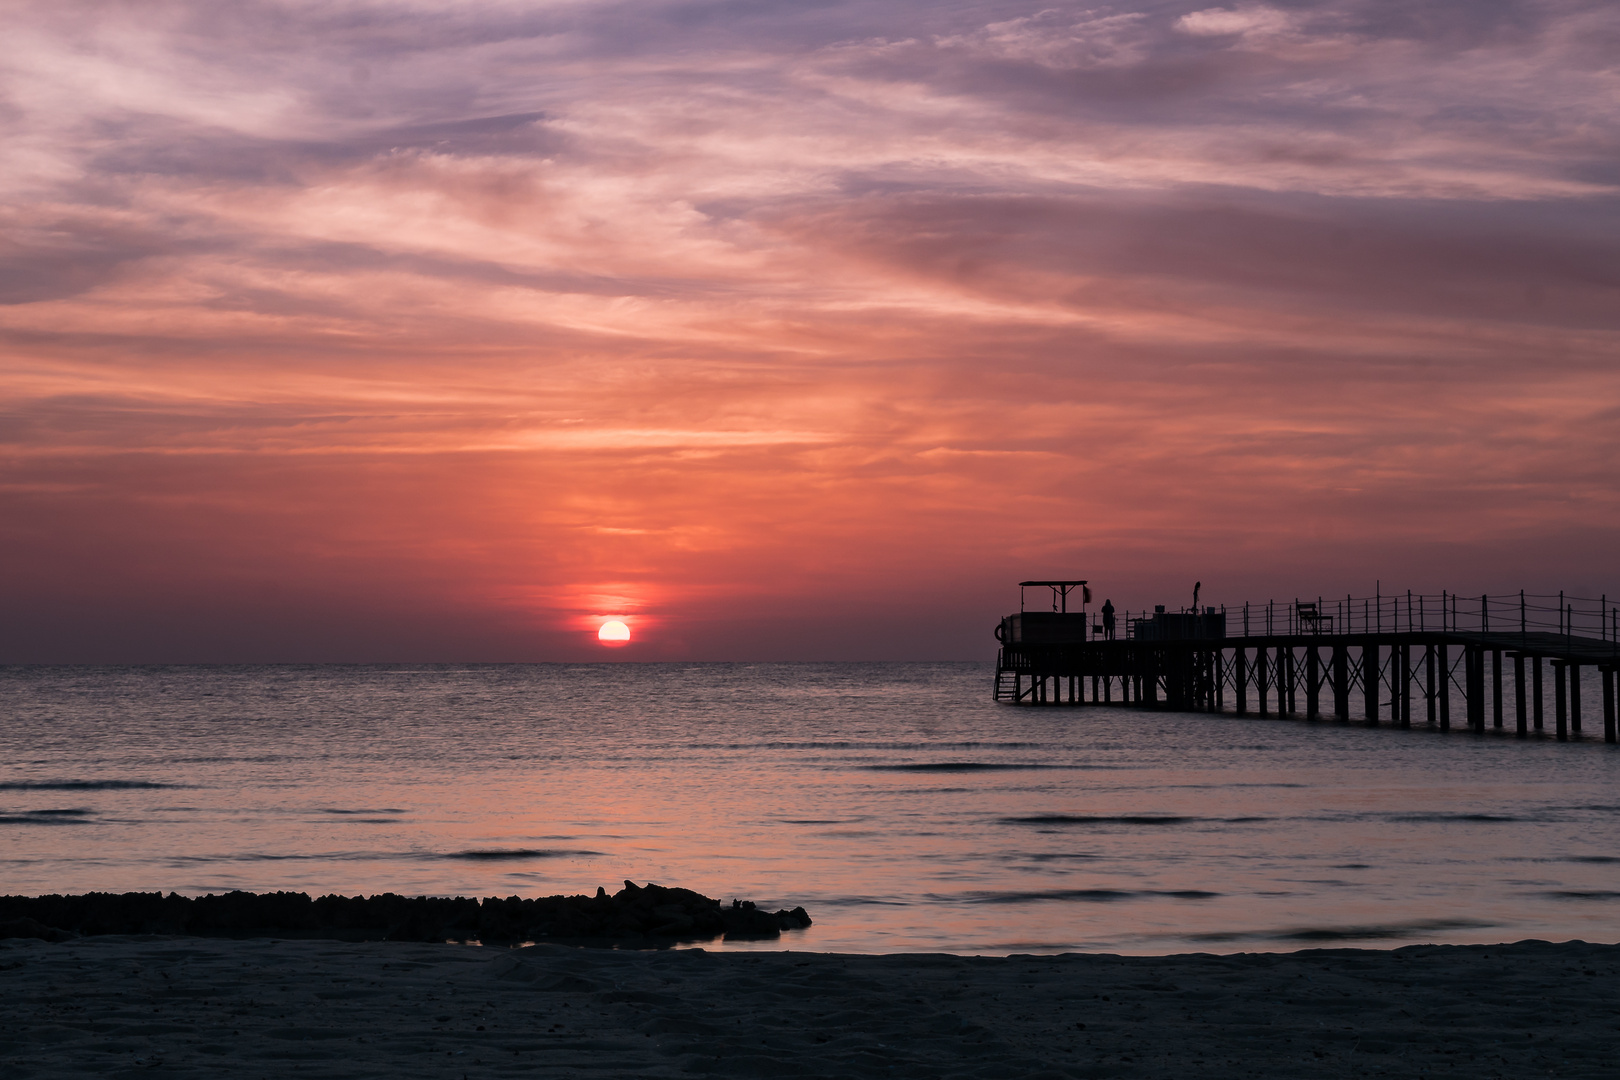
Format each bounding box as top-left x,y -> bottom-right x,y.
3,936 -> 1617,1078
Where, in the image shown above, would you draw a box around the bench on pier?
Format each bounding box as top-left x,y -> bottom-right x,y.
1296,602 -> 1333,634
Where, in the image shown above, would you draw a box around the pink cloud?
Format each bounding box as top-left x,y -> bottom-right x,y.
1,1 -> 1617,660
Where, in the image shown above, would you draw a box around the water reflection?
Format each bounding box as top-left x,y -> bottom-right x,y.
2,663 -> 1618,954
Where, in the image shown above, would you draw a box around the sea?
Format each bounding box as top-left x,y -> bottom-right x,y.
3,663 -> 1618,955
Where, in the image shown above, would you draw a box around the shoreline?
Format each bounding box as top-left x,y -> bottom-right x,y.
7,935 -> 1617,1078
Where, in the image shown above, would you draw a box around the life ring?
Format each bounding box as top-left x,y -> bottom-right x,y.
994,622 -> 1005,642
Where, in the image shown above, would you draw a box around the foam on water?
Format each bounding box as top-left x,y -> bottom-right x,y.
2,662 -> 1618,953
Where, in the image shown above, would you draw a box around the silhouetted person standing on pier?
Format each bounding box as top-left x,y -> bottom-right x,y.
1101,599 -> 1116,640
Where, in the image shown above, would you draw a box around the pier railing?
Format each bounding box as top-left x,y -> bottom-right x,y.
1116,590 -> 1620,643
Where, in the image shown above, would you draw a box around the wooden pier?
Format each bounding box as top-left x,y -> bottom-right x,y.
994,584 -> 1620,742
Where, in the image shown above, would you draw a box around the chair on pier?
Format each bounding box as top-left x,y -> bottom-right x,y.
1296,601 -> 1332,634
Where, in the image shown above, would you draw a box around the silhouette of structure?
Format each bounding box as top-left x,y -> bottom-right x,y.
994,586 -> 1620,743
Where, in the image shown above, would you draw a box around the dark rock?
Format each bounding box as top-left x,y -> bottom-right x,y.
0,884 -> 809,947
722,900 -> 782,940
777,906 -> 813,930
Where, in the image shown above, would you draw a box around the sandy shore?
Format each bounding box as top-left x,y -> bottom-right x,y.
4,936 -> 1616,1078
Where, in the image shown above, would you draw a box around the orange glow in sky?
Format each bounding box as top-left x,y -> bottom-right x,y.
1,2 -> 1617,662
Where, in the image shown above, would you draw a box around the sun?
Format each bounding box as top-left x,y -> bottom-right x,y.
597,620 -> 631,644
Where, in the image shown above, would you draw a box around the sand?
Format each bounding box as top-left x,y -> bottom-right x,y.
3,936 -> 1617,1078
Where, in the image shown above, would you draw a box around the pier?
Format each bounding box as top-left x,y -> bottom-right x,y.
993,584 -> 1620,742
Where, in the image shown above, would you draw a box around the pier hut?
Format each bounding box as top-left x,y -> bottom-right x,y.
993,585 -> 1620,743
993,581 -> 1090,704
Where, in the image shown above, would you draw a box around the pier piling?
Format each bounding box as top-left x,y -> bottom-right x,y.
1364,644 -> 1378,725
1492,649 -> 1503,729
1554,662 -> 1568,741
1235,648 -> 1248,716
1333,646 -> 1349,720
1604,668 -> 1616,743
1425,646 -> 1437,724
1514,653 -> 1527,737
1404,646 -> 1415,727
1306,648 -> 1320,719
1571,665 -> 1582,735
1534,658 -> 1544,731
1438,644 -> 1451,731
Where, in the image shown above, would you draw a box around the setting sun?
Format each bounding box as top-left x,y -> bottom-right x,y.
597,620 -> 631,643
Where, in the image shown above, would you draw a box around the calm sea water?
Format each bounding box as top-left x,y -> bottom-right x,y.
3,663 -> 1618,954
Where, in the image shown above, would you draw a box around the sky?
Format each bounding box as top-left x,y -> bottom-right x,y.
2,0 -> 1618,662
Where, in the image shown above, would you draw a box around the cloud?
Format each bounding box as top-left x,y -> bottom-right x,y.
936,9 -> 1152,69
1175,4 -> 1296,39
0,0 -> 1617,660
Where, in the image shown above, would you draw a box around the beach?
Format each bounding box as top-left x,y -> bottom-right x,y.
5,935 -> 1617,1078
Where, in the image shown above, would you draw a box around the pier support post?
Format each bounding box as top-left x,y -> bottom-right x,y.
1364,643 -> 1379,724
1555,661 -> 1568,741
1235,648 -> 1248,716
1533,657 -> 1544,731
1469,647 -> 1486,732
1571,665 -> 1582,734
1604,668 -> 1616,744
1284,647 -> 1296,714
1425,646 -> 1436,724
1462,648 -> 1474,730
1514,654 -> 1527,737
1464,647 -> 1477,731
1257,647 -> 1269,716
1492,649 -> 1503,729
1215,651 -> 1224,712
1400,646 -> 1411,728
1306,648 -> 1320,719
1437,644 -> 1450,731
1333,646 -> 1349,720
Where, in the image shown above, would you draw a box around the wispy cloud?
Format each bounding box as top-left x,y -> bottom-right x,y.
2,1 -> 1617,660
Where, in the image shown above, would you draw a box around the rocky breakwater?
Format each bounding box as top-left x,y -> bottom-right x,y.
0,881 -> 811,946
